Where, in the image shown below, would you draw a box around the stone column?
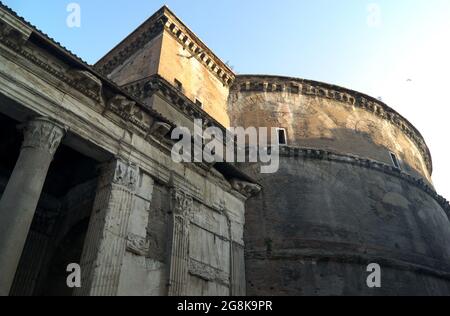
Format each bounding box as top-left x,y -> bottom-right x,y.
75,159 -> 138,296
168,189 -> 193,296
0,117 -> 65,296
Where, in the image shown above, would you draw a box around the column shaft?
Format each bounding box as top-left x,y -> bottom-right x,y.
0,117 -> 65,296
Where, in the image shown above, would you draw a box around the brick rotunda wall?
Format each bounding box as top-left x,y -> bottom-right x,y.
229,75 -> 450,295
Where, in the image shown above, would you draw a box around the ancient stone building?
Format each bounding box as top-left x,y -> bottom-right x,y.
0,4 -> 449,296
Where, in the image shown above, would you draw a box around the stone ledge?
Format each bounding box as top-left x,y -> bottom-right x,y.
276,146 -> 450,216
246,245 -> 450,282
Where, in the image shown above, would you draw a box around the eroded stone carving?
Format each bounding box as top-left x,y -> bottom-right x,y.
172,189 -> 194,217
230,179 -> 262,198
22,117 -> 66,156
126,233 -> 150,257
150,121 -> 172,138
112,160 -> 139,191
68,69 -> 103,103
189,259 -> 229,286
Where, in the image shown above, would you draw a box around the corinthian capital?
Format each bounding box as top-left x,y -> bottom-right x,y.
172,189 -> 194,217
22,117 -> 66,156
98,159 -> 139,191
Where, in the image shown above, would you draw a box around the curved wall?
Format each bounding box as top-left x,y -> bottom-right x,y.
228,75 -> 450,295
241,150 -> 450,295
229,75 -> 432,183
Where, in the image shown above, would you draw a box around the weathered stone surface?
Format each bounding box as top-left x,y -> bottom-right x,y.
1,2 -> 449,297
242,155 -> 450,295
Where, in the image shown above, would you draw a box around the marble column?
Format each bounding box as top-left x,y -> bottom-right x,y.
75,159 -> 138,296
0,117 -> 65,296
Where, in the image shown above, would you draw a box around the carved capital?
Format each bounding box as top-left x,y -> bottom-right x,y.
172,189 -> 193,217
113,160 -> 138,190
230,179 -> 261,198
99,159 -> 139,191
22,117 -> 66,156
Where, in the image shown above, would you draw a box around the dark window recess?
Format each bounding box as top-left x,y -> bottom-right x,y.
277,128 -> 287,145
290,84 -> 300,94
174,79 -> 183,91
390,152 -> 401,169
195,99 -> 203,108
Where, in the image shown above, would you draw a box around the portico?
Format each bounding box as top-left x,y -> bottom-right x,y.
0,3 -> 257,296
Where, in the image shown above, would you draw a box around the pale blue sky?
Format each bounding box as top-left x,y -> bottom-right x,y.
3,0 -> 450,199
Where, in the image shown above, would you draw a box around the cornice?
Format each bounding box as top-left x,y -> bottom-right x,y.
94,6 -> 235,87
161,10 -> 235,87
122,74 -> 229,134
233,75 -> 433,176
275,146 -> 449,217
94,14 -> 167,76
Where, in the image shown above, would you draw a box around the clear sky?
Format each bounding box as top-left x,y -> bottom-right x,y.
3,0 -> 450,200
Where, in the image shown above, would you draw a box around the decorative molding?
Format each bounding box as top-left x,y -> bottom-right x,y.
105,94 -> 153,131
277,146 -> 450,216
230,179 -> 262,198
162,15 -> 235,87
247,246 -> 450,282
0,32 -> 103,102
22,117 -> 66,156
123,75 -> 227,134
233,75 -> 433,175
68,70 -> 104,104
0,10 -> 31,45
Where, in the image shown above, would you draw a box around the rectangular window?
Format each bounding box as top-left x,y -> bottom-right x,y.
290,84 -> 300,94
174,79 -> 183,91
277,128 -> 288,146
390,152 -> 401,169
195,99 -> 203,109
